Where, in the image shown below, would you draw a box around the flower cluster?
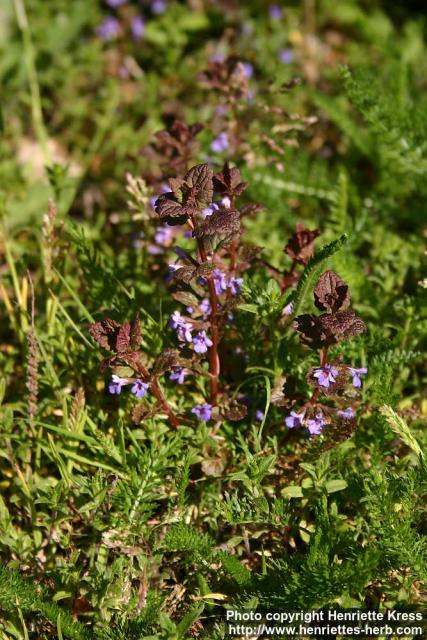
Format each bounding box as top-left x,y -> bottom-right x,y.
311,363 -> 367,390
96,0 -> 167,43
285,406 -> 355,437
109,374 -> 150,398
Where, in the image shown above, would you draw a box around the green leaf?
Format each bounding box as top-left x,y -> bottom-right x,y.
177,605 -> 204,638
324,479 -> 348,494
379,405 -> 425,461
282,485 -> 304,498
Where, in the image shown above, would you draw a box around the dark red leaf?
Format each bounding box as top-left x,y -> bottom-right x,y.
284,224 -> 320,265
314,271 -> 350,313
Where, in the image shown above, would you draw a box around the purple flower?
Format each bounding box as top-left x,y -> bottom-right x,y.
228,276 -> 243,296
147,245 -> 163,255
256,410 -> 264,422
106,0 -> 127,7
313,364 -> 339,388
349,367 -> 368,388
283,301 -> 294,316
216,104 -> 228,116
169,367 -> 188,384
108,374 -> 128,395
170,310 -> 185,329
269,4 -> 283,20
192,403 -> 212,422
154,226 -> 173,246
211,132 -> 229,153
170,311 -> 193,342
202,202 -> 220,218
131,379 -> 150,398
306,413 -> 326,436
241,62 -> 253,79
151,0 -> 167,13
210,51 -> 225,63
96,16 -> 120,41
199,298 -> 212,317
213,269 -> 228,295
279,49 -> 294,64
192,331 -> 213,354
337,407 -> 355,420
168,264 -> 182,277
131,16 -> 145,40
285,410 -> 305,429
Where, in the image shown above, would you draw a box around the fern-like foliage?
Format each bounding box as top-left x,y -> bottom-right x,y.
0,566 -> 90,640
159,523 -> 215,562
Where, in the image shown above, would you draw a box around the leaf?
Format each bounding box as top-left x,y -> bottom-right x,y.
172,291 -> 200,307
88,318 -> 121,351
195,262 -> 217,277
154,192 -> 189,223
284,224 -> 320,265
130,314 -> 142,350
152,348 -> 180,375
218,551 -> 251,586
201,449 -> 228,477
195,208 -> 241,241
116,322 -> 131,353
282,485 -> 304,498
213,161 -> 248,197
238,303 -> 258,314
325,479 -> 348,494
287,234 -> 348,318
222,402 -> 248,421
155,163 -> 213,223
314,270 -> 350,313
177,604 -> 204,638
295,310 -> 366,349
132,403 -> 159,424
172,266 -> 197,284
379,405 -> 424,460
185,163 -> 214,209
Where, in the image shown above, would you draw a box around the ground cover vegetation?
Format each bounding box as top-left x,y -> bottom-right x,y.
0,0 -> 426,638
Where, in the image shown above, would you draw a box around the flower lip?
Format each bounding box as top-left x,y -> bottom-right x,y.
108,374 -> 129,395
169,366 -> 188,384
96,16 -> 120,41
130,379 -> 150,398
211,132 -> 229,153
191,403 -> 213,422
192,331 -> 213,354
337,407 -> 355,420
285,409 -> 306,429
349,367 -> 368,388
306,413 -> 326,435
312,363 -> 339,388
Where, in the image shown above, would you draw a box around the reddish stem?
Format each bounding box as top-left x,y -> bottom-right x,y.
309,349 -> 329,406
226,196 -> 238,303
134,359 -> 180,428
196,237 -> 220,405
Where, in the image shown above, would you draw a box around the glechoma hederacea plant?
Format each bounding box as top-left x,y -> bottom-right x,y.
90,154 -> 368,440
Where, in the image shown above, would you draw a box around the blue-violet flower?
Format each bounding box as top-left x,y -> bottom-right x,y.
192,404 -> 212,422
349,367 -> 368,388
313,364 -> 339,388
